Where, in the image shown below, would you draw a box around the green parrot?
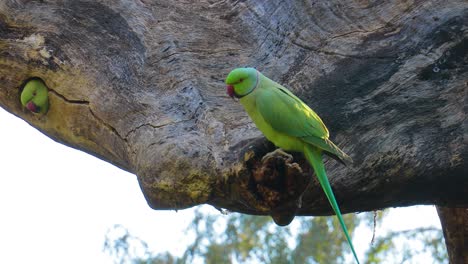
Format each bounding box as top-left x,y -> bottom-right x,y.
225,67 -> 359,264
20,79 -> 49,114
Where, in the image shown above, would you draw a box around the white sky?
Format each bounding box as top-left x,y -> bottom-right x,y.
0,107 -> 444,263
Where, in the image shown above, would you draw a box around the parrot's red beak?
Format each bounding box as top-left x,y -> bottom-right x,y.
26,101 -> 39,113
226,85 -> 235,98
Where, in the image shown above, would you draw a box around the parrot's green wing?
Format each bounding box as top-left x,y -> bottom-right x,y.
301,136 -> 353,165
256,84 -> 352,165
256,84 -> 328,138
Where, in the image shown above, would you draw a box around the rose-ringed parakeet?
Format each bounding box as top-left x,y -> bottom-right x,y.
225,68 -> 359,264
20,79 -> 49,114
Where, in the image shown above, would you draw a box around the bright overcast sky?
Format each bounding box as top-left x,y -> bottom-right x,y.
0,107 -> 444,263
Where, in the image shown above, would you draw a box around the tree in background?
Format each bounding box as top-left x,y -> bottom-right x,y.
104,208 -> 447,264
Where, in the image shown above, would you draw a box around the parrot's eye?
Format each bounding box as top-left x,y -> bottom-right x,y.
239,78 -> 243,82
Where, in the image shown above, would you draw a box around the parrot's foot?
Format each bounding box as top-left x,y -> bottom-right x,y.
261,148 -> 293,163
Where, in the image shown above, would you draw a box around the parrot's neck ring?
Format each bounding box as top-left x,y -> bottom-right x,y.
236,70 -> 259,99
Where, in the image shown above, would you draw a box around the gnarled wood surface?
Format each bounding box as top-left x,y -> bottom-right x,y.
0,0 -> 466,229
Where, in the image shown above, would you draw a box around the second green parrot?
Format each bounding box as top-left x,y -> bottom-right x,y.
20,79 -> 49,114
225,68 -> 359,264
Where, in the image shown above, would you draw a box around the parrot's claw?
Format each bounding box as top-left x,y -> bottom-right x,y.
261,148 -> 293,163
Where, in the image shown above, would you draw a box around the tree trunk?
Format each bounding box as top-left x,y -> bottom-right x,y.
437,207 -> 468,264
0,0 -> 466,227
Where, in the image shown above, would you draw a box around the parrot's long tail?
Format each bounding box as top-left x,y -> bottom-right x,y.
304,145 -> 360,264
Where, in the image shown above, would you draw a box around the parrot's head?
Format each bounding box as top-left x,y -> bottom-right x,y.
225,67 -> 258,98
20,79 -> 49,114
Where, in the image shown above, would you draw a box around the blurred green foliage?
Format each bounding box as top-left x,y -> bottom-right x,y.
104,208 -> 447,264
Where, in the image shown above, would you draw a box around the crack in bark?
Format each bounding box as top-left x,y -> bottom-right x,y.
124,105 -> 202,139
170,78 -> 190,91
125,120 -> 185,138
244,3 -> 409,60
88,108 -> 126,142
48,87 -> 128,145
208,0 -> 229,8
155,52 -> 179,64
290,39 -> 397,59
48,88 -> 90,105
328,29 -> 370,40
248,11 -> 396,59
156,48 -> 242,64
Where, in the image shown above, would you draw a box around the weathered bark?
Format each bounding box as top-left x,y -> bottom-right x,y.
0,0 -> 466,226
437,207 -> 468,264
